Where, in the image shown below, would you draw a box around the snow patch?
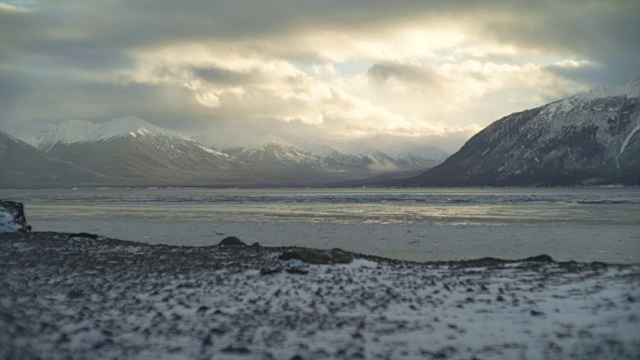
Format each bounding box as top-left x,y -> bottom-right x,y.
89,116 -> 187,142
38,116 -> 188,149
245,135 -> 296,149
0,211 -> 21,233
578,76 -> 640,102
38,119 -> 100,151
545,77 -> 640,116
616,114 -> 640,168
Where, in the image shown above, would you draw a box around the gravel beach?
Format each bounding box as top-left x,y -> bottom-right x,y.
1,232 -> 639,359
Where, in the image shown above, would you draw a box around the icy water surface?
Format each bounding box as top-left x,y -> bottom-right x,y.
2,188 -> 639,263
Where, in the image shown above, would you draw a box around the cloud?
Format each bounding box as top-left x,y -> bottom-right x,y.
1,0 -> 638,152
476,0 -> 640,84
367,62 -> 443,88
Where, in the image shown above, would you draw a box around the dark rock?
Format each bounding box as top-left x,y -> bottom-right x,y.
201,334 -> 213,347
285,267 -> 309,275
329,248 -> 354,264
69,232 -> 99,240
530,310 -> 545,317
0,200 -> 30,233
67,289 -> 84,299
218,236 -> 247,246
221,346 -> 251,354
280,249 -> 330,264
279,248 -> 353,264
523,254 -> 554,262
260,267 -> 282,276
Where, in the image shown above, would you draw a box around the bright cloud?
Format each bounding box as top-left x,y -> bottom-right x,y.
0,0 -> 638,152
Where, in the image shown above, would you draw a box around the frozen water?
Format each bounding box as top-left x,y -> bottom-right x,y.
2,187 -> 639,263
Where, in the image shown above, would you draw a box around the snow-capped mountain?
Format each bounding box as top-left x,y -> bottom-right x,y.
222,136 -> 439,174
223,136 -> 321,168
1,130 -> 108,188
38,116 -> 188,149
34,116 -> 445,186
398,76 -> 640,186
40,116 -> 243,184
37,119 -> 99,150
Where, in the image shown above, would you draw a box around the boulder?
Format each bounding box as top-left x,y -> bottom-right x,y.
523,254 -> 554,262
218,236 -> 247,247
0,200 -> 30,233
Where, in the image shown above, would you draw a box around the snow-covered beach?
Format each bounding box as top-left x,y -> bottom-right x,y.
2,231 -> 639,359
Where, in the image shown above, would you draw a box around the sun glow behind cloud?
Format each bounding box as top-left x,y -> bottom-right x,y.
123,26 -> 586,144
0,0 -> 638,151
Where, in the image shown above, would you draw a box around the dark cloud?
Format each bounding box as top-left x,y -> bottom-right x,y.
3,1 -> 638,80
542,63 -> 611,87
479,1 -> 640,85
192,66 -> 267,86
0,67 -> 210,132
368,63 -> 442,87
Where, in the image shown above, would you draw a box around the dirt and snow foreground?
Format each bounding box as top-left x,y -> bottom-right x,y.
1,232 -> 639,360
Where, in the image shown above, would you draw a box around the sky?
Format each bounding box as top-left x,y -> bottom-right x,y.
1,0 -> 639,153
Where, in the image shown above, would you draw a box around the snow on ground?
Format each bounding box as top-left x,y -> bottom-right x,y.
1,232 -> 639,359
0,210 -> 21,233
0,201 -> 27,233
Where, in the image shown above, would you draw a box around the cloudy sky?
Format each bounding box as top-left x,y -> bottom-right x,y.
1,0 -> 639,152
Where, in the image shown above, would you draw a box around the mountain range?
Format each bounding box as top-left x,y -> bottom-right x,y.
2,77 -> 639,188
1,116 -> 444,188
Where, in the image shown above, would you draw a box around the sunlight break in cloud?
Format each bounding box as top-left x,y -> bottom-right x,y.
1,0 -> 638,151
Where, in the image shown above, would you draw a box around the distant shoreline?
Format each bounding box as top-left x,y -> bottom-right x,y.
0,230 -> 632,266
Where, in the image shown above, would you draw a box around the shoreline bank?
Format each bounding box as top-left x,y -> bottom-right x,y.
1,231 -> 639,359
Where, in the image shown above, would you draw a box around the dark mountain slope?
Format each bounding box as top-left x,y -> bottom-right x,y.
0,131 -> 110,188
396,78 -> 640,187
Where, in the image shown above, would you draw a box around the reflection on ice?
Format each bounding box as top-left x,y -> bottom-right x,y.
1,188 -> 639,263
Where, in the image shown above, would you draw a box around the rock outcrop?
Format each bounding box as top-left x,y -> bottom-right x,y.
218,236 -> 247,247
0,200 -> 30,233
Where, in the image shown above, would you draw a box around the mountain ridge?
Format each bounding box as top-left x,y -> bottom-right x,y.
32,116 -> 442,187
0,130 -> 113,188
388,77 -> 640,187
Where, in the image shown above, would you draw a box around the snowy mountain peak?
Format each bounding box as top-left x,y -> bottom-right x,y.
544,77 -> 640,116
38,116 -> 187,149
91,116 -> 185,141
576,76 -> 640,102
246,135 -> 296,149
38,119 -> 100,150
